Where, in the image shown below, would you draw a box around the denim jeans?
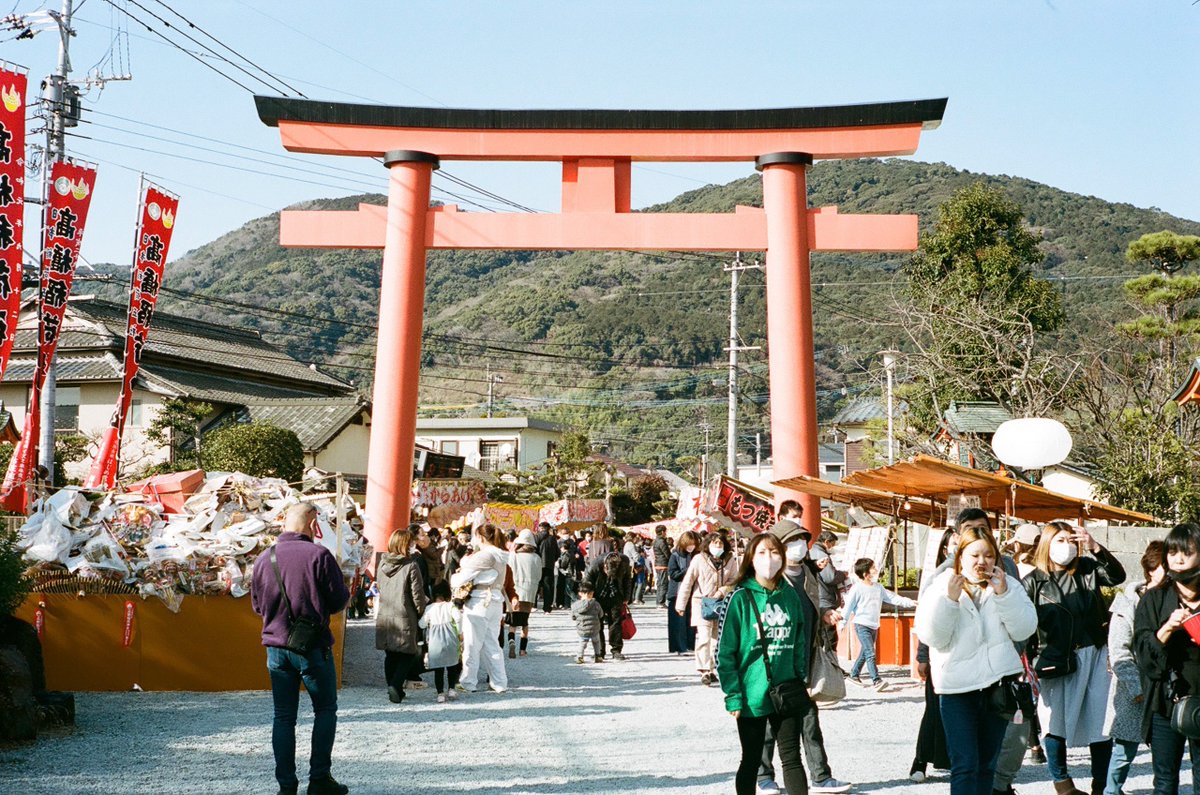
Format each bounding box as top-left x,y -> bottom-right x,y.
940,688 -> 1008,795
1149,712 -> 1200,794
1103,738 -> 1139,795
1044,733 -> 1112,787
266,646 -> 338,788
850,624 -> 878,682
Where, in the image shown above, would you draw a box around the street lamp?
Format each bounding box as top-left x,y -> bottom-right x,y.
881,350 -> 899,465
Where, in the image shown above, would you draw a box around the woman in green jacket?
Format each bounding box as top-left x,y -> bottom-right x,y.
717,532 -> 810,795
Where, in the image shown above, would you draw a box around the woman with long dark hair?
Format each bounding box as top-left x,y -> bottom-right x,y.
1134,523 -> 1200,794
716,532 -> 810,795
667,531 -> 699,654
375,526 -> 427,704
1025,521 -> 1125,794
676,530 -> 739,686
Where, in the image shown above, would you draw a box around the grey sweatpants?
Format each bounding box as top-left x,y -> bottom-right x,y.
991,715 -> 1029,790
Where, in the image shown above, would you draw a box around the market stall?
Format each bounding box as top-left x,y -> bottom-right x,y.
410,478 -> 487,528
14,472 -> 370,691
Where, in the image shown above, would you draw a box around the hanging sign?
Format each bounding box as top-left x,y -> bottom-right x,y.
34,605 -> 44,640
706,474 -> 777,536
122,600 -> 136,647
1,160 -> 97,511
86,184 -> 179,488
0,64 -> 27,381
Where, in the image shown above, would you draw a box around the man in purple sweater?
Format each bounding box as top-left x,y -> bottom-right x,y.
251,502 -> 350,795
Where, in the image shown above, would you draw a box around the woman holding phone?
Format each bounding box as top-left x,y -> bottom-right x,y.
1024,521 -> 1126,795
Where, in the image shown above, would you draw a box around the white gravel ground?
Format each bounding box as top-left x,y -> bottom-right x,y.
0,603 -> 1159,794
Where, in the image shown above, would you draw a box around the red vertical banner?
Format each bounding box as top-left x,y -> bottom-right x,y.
122,600 -> 136,647
86,184 -> 178,489
0,64 -> 27,380
0,160 -> 97,511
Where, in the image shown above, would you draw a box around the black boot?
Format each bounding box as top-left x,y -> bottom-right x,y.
306,776 -> 349,795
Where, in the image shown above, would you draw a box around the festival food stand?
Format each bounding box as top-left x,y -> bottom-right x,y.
14,472 -> 371,691
410,478 -> 487,528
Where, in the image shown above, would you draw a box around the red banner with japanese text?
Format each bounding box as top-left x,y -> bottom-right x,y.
1,160 -> 97,511
86,184 -> 178,488
705,474 -> 777,536
0,64 -> 27,381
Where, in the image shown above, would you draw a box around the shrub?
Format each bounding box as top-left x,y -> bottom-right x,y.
203,422 -> 304,483
0,525 -> 31,617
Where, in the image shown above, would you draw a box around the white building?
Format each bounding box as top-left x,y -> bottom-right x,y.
415,417 -> 563,473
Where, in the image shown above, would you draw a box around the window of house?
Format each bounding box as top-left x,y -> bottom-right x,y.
129,399 -> 143,428
54,387 -> 80,433
441,440 -> 459,456
479,441 -> 502,472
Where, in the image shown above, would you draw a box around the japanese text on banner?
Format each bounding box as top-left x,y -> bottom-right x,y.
0,66 -> 27,380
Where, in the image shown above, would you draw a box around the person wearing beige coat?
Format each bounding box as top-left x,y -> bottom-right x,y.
676,534 -> 739,685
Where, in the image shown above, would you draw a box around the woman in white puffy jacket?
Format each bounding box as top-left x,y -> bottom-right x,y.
915,526 -> 1038,795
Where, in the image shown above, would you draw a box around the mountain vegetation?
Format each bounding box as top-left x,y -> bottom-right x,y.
83,159 -> 1200,477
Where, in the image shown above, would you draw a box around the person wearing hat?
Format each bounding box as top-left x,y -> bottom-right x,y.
506,528 -> 544,659
757,501 -> 853,795
1009,523 -> 1041,579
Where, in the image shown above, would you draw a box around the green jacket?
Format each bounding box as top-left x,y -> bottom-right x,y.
716,578 -> 808,717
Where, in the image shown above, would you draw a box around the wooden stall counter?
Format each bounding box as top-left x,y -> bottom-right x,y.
836,612 -> 915,669
16,593 -> 345,692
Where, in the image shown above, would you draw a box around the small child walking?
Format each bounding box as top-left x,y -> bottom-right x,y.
840,557 -> 917,692
418,580 -> 463,703
571,586 -> 604,664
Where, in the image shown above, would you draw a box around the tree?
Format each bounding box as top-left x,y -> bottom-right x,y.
899,182 -> 1069,434
1118,231 -> 1200,380
485,430 -> 610,503
144,398 -> 215,470
0,524 -> 31,617
203,422 -> 304,483
1092,404 -> 1200,523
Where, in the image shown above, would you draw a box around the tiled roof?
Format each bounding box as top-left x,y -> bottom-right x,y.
239,397 -> 368,451
832,396 -> 885,425
3,353 -> 123,382
942,401 -> 1013,436
14,297 -> 351,394
142,365 -> 340,405
819,443 -> 844,465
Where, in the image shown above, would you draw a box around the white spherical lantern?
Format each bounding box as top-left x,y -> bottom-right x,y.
991,418 -> 1073,469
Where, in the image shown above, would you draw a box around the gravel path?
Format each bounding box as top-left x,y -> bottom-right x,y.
0,603 -> 1157,794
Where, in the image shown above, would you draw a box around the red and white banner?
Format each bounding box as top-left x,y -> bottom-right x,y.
122,599 -> 136,647
86,184 -> 179,489
0,64 -> 27,381
1,160 -> 97,511
704,474 -> 777,536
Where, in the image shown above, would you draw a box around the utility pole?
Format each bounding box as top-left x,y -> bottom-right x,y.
38,0 -> 75,483
724,252 -> 761,478
882,350 -> 898,465
699,421 -> 712,484
485,364 -> 503,418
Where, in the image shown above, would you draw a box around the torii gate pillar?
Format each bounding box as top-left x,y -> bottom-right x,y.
366,150 -> 438,547
758,153 -> 821,528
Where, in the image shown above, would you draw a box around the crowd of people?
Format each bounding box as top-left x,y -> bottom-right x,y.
248,498 -> 1200,795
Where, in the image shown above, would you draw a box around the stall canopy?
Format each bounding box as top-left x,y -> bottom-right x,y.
770,473 -> 943,523
806,454 -> 1155,524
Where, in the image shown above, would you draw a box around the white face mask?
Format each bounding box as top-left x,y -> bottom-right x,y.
1049,541 -> 1078,566
753,556 -> 783,580
785,540 -> 808,563
709,544 -> 725,557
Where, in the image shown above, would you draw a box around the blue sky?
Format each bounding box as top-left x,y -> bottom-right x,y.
5,0 -> 1198,268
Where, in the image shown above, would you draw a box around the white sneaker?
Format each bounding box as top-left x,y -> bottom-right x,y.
910,770 -> 926,783
811,778 -> 852,793
757,781 -> 781,795
446,689 -> 458,700
436,693 -> 447,704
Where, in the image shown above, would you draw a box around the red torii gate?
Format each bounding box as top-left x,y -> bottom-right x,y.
256,97 -> 946,550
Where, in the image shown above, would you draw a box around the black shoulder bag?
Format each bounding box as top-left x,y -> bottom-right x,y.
270,548 -> 324,655
746,591 -> 811,718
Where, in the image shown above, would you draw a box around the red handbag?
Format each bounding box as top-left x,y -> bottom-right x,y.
619,605 -> 637,640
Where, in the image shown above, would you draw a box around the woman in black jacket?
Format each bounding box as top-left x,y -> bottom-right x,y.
1024,521 -> 1125,795
666,531 -> 699,654
1133,522 -> 1200,795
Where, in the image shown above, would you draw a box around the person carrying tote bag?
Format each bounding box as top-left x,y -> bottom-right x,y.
716,533 -> 811,795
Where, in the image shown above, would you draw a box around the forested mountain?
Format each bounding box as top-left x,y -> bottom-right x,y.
89,159 -> 1200,473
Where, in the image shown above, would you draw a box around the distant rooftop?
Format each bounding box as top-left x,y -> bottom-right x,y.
416,417 -> 563,433
831,395 -> 908,426
942,401 -> 1014,436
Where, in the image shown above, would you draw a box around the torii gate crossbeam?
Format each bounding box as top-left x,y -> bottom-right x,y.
256,96 -> 946,550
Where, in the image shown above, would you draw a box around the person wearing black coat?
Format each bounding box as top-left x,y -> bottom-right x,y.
582,551 -> 633,660
653,526 -> 673,607
535,522 -> 560,613
1134,522 -> 1200,795
666,531 -> 698,654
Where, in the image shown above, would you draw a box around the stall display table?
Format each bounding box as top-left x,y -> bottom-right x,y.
16,594 -> 345,691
